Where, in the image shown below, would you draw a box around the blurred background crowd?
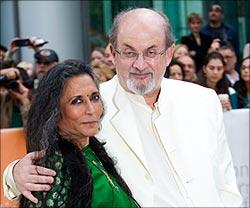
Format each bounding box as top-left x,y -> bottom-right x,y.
1,1 -> 249,129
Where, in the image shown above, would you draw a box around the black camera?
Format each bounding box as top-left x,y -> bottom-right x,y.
0,67 -> 33,92
12,38 -> 48,47
13,39 -> 31,47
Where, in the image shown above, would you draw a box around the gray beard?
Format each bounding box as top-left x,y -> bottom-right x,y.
126,78 -> 155,95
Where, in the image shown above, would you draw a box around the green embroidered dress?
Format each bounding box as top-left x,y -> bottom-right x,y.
27,146 -> 139,207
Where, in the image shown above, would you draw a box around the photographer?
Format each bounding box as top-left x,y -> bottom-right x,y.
33,48 -> 58,82
1,37 -> 48,70
0,67 -> 32,128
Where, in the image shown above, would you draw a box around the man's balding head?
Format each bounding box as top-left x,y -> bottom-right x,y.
109,8 -> 174,49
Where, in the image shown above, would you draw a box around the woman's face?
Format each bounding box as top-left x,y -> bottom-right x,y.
169,64 -> 184,80
58,74 -> 103,140
91,50 -> 104,62
240,58 -> 250,82
203,58 -> 224,84
189,20 -> 201,33
174,46 -> 189,59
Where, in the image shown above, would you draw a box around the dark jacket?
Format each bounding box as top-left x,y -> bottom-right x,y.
181,32 -> 212,71
201,23 -> 239,58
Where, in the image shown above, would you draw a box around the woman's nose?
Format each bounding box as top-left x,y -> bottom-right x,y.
85,100 -> 95,114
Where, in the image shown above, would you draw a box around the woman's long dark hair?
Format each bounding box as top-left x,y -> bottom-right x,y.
199,51 -> 231,94
234,56 -> 250,108
20,59 -> 133,207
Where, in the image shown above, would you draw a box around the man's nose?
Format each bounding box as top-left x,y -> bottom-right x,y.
106,55 -> 112,62
184,66 -> 190,72
132,54 -> 146,70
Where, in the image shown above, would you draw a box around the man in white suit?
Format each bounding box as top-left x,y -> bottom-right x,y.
3,8 -> 242,207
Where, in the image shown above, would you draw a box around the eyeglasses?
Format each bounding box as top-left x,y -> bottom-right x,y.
115,48 -> 167,62
223,55 -> 234,60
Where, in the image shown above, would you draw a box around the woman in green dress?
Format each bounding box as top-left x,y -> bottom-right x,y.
19,59 -> 139,207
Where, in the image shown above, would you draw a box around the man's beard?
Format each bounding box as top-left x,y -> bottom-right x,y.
126,68 -> 156,95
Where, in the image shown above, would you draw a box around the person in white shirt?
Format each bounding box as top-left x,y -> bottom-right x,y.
3,8 -> 242,207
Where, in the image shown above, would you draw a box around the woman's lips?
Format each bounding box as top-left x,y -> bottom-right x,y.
81,121 -> 98,124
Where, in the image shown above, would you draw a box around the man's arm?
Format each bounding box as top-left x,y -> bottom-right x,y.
3,160 -> 21,200
3,152 -> 56,203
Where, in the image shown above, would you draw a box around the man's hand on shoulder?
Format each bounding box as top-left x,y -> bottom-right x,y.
13,151 -> 56,203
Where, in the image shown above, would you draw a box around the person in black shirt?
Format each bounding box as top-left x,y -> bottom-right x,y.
181,12 -> 212,72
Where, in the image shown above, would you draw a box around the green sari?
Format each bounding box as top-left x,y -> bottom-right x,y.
27,146 -> 139,208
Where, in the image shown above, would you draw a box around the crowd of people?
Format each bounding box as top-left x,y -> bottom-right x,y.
0,37 -> 59,129
165,4 -> 249,110
1,4 -> 249,130
0,4 -> 248,207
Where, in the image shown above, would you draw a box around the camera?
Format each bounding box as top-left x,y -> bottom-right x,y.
0,75 -> 19,91
13,38 -> 48,47
0,67 -> 33,92
13,39 -> 31,47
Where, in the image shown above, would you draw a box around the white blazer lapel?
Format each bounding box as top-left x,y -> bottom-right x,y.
110,84 -> 150,174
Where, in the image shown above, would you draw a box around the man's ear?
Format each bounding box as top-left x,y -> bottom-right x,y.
165,44 -> 175,66
109,43 -> 116,58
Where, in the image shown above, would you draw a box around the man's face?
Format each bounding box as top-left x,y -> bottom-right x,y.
218,49 -> 237,73
35,61 -> 57,80
178,56 -> 196,82
111,12 -> 173,96
208,5 -> 223,23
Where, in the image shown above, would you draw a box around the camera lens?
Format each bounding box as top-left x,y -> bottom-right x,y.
0,75 -> 8,85
7,80 -> 20,92
0,75 -> 20,92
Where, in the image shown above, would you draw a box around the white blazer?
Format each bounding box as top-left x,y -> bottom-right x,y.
97,76 -> 242,207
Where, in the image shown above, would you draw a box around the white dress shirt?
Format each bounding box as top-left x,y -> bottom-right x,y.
126,92 -> 193,206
